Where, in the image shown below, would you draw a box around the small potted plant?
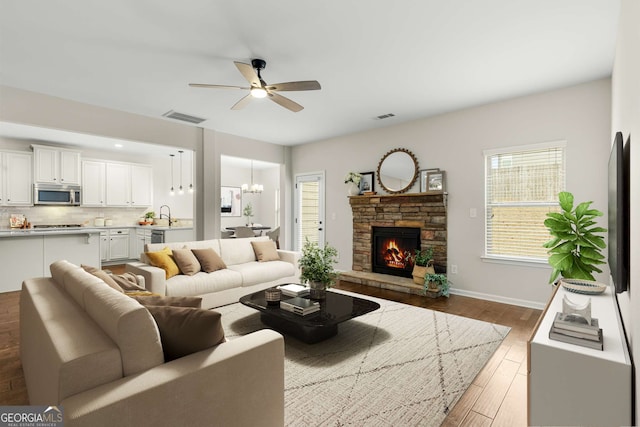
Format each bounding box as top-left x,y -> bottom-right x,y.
411,247 -> 434,285
298,238 -> 339,300
543,191 -> 606,284
243,203 -> 254,226
424,273 -> 449,297
141,211 -> 155,225
344,172 -> 362,196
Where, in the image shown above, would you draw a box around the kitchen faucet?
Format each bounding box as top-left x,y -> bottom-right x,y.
159,205 -> 172,227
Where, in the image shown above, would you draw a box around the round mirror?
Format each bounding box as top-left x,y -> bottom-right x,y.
376,148 -> 419,194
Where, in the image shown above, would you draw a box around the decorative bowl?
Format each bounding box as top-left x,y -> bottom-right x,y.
559,278 -> 607,295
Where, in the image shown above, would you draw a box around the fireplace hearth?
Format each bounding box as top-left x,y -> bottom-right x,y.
372,227 -> 420,278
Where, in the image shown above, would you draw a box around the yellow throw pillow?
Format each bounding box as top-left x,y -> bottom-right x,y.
145,247 -> 180,279
251,240 -> 280,262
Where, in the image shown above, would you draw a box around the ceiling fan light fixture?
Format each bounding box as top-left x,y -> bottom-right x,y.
250,87 -> 267,98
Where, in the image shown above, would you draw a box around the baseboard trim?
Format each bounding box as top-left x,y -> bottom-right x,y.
449,287 -> 546,310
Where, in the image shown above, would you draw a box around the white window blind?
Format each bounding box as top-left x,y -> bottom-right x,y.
484,142 -> 566,261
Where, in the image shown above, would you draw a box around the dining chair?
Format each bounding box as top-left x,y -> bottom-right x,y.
220,230 -> 234,239
266,227 -> 280,248
234,226 -> 255,238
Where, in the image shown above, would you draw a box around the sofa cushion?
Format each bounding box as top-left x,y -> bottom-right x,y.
83,284 -> 164,376
251,240 -> 280,262
228,261 -> 297,287
51,261 -> 109,310
110,272 -> 146,291
165,270 -> 243,297
146,247 -> 180,279
145,306 -> 225,361
219,236 -> 268,265
131,295 -> 202,308
191,248 -> 226,273
81,264 -> 125,293
172,248 -> 202,276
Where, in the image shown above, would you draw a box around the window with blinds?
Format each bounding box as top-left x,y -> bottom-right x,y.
484,141 -> 566,261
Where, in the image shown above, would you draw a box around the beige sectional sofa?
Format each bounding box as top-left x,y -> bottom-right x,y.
126,236 -> 301,309
20,260 -> 285,427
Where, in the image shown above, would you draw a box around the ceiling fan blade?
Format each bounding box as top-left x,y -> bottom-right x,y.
266,80 -> 321,92
268,92 -> 304,112
189,83 -> 250,90
231,94 -> 253,110
234,61 -> 261,87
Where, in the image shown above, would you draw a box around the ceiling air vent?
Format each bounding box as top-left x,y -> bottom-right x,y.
162,110 -> 207,124
374,113 -> 396,120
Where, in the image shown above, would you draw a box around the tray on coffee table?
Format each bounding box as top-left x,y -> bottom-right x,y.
239,289 -> 380,344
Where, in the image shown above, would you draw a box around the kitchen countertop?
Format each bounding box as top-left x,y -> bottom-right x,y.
0,225 -> 193,237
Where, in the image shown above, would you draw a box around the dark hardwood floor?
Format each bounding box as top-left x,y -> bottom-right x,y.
0,266 -> 541,426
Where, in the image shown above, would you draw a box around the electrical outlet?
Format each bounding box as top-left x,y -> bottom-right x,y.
450,265 -> 458,274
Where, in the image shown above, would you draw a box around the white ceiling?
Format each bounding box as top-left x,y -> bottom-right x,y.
0,1 -> 620,147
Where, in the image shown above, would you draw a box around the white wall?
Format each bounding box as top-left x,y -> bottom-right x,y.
292,79 -> 611,308
611,0 -> 640,423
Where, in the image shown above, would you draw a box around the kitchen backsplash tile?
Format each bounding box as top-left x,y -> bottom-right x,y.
0,206 -> 151,227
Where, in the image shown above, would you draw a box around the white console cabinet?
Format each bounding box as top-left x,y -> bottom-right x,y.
528,284 -> 632,426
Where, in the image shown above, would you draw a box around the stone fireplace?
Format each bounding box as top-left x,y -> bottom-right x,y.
344,192 -> 447,294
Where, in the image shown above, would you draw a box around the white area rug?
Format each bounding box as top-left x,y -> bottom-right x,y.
217,291 -> 510,427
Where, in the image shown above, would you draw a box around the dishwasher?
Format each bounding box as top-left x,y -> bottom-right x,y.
151,230 -> 165,244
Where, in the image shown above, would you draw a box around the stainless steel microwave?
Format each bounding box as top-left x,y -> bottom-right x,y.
33,184 -> 82,206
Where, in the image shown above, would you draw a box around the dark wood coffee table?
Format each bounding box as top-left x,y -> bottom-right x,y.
239,289 -> 380,344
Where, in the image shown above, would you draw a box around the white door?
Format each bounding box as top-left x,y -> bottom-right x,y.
294,172 -> 325,251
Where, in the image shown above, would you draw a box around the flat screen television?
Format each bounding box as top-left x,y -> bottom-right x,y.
607,131 -> 630,294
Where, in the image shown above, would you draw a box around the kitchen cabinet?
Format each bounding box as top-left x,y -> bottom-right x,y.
32,144 -> 81,185
82,160 -> 106,206
0,151 -> 33,206
100,228 -> 130,262
105,162 -> 153,207
135,228 -> 152,259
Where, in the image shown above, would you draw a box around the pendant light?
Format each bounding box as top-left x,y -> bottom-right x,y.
189,151 -> 194,194
242,160 -> 263,194
178,150 -> 184,195
169,154 -> 175,196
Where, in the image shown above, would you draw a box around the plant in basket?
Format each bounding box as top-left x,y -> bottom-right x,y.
411,247 -> 434,285
424,273 -> 449,297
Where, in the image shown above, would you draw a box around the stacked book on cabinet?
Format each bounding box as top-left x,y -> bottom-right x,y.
549,312 -> 603,350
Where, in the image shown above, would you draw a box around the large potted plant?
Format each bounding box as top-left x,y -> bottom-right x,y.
298,238 -> 338,299
411,247 -> 434,285
543,191 -> 607,284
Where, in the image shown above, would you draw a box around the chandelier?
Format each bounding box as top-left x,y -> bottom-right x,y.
242,160 -> 263,194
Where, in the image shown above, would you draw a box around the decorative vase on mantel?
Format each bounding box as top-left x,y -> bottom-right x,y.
347,182 -> 360,196
309,281 -> 327,300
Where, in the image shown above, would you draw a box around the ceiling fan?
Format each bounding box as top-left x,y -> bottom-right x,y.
189,59 -> 321,112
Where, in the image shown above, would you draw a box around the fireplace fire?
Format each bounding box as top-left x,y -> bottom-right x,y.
372,227 -> 421,278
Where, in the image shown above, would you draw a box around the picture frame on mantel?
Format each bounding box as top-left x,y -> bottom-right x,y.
420,168 -> 440,192
426,170 -> 446,192
359,171 -> 375,194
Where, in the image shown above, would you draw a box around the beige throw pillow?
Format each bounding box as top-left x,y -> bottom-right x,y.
146,306 -> 225,361
172,248 -> 202,276
251,240 -> 280,262
131,295 -> 202,308
191,248 -> 227,273
81,264 -> 124,293
111,272 -> 146,291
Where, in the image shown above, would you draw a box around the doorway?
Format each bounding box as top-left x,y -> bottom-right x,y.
294,172 -> 325,250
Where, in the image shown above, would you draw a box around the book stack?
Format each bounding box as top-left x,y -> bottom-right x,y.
549,312 -> 603,350
280,297 -> 320,316
277,284 -> 310,298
